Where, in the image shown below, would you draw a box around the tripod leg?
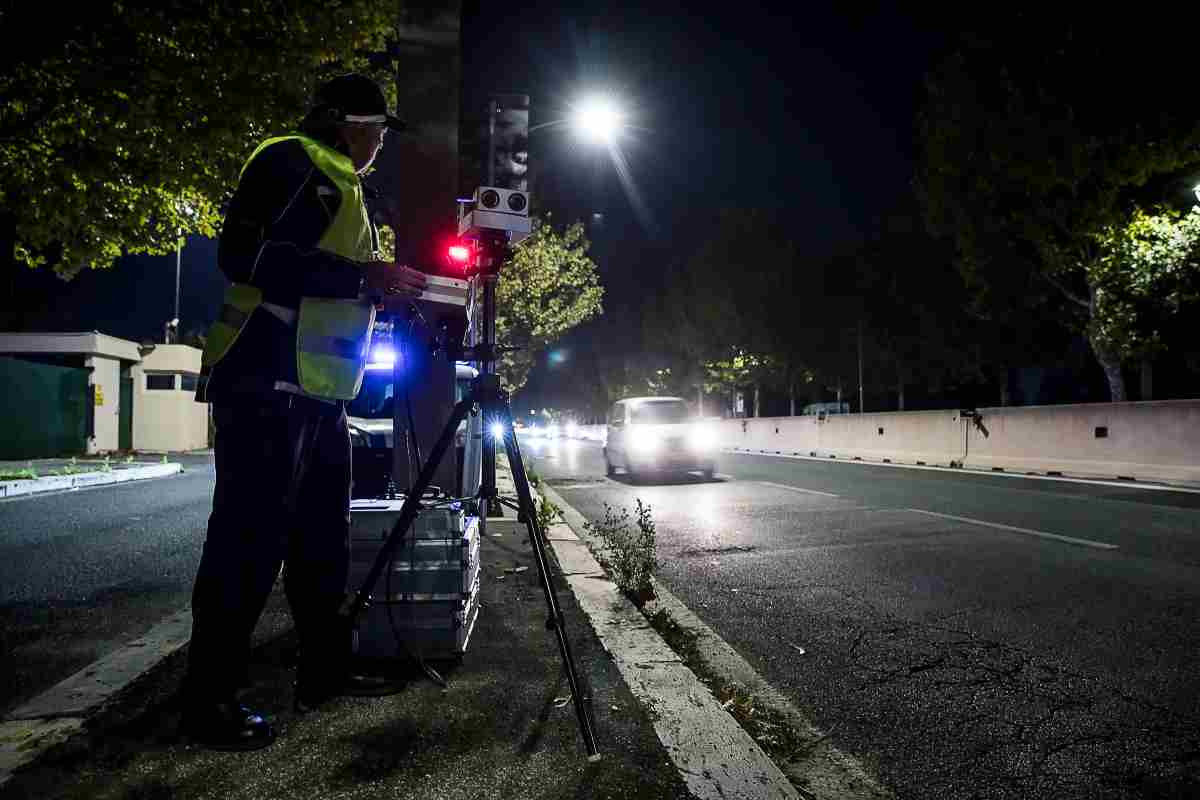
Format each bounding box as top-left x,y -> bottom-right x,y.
500,408 -> 601,761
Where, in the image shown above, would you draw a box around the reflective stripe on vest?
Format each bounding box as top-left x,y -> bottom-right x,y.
200,134 -> 378,399
201,283 -> 262,369
296,297 -> 376,400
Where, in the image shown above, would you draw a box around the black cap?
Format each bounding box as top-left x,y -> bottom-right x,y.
313,73 -> 406,133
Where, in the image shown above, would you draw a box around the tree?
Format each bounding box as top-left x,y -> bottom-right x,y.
494,217 -> 603,392
1,2 -> 399,278
655,208 -> 809,415
1091,205 -> 1200,368
918,13 -> 1200,401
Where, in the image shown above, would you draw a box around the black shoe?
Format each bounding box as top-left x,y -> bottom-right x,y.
183,702 -> 276,751
293,673 -> 406,713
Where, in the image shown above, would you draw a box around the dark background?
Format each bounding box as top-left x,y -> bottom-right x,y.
4,3 -> 1192,415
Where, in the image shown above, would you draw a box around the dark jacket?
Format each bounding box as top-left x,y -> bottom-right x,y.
200,136 -> 374,402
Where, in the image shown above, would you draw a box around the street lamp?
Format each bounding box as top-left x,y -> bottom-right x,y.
570,94 -> 625,146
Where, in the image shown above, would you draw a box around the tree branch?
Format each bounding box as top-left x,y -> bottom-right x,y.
1041,271 -> 1090,309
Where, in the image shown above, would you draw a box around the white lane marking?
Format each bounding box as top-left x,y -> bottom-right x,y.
721,448 -> 1200,495
906,508 -> 1119,550
754,480 -> 841,498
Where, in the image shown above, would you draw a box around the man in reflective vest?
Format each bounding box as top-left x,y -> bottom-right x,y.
183,73 -> 427,751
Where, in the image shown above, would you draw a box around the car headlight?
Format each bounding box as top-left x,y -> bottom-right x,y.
630,431 -> 661,453
690,426 -> 717,450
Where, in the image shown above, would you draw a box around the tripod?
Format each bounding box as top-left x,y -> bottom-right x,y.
341,263 -> 601,762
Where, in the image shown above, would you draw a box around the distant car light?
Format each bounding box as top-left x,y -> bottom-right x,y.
490,421 -> 507,441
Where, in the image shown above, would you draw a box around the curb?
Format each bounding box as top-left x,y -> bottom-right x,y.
0,463 -> 182,500
534,478 -> 893,800
524,476 -> 801,800
0,607 -> 194,787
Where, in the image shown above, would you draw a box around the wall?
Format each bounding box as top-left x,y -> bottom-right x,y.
131,345 -> 208,452
0,356 -> 89,458
716,400 -> 1200,485
85,355 -> 121,454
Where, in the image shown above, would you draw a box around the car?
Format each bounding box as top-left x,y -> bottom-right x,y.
603,396 -> 717,481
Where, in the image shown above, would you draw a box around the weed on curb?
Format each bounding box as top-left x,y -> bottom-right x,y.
644,604 -> 818,768
584,499 -> 658,605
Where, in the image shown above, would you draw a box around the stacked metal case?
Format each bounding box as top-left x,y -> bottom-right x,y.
348,498 -> 481,660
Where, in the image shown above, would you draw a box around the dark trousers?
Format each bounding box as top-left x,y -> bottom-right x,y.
186,393 -> 352,704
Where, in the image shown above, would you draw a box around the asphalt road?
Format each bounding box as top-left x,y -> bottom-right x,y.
521,435 -> 1200,800
0,454 -> 215,716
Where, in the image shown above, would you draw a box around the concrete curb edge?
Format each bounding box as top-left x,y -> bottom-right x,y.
0,463 -> 183,499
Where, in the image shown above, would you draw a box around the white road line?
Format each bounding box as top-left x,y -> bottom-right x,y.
754,480 -> 841,498
906,508 -> 1119,550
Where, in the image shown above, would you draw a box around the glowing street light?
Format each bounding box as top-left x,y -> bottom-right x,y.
570,94 -> 625,146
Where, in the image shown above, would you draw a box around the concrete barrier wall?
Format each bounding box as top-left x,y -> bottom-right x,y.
961,401 -> 1200,482
715,400 -> 1200,484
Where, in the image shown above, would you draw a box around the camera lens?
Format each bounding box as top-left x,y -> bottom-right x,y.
480,189 -> 500,209
507,192 -> 527,212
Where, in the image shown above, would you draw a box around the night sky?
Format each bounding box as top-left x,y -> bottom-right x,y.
11,3 -> 957,378
464,2 -> 955,406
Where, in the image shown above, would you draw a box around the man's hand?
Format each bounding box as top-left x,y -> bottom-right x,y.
362,262 -> 427,299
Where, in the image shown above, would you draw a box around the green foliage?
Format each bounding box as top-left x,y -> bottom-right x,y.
0,469 -> 38,481
2,2 -> 397,277
536,496 -> 560,533
1090,206 -> 1200,362
584,499 -> 657,604
496,217 -> 604,392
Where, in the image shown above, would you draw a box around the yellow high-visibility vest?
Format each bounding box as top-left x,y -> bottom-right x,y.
202,135 -> 377,400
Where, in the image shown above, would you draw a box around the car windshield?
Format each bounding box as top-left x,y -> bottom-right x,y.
630,400 -> 689,424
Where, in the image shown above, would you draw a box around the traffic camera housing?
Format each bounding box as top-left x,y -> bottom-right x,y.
457,185 -> 532,244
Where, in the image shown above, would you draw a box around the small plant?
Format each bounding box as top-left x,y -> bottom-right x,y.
124,455 -> 134,464
584,499 -> 658,604
536,496 -> 561,533
0,469 -> 37,481
161,454 -> 168,464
